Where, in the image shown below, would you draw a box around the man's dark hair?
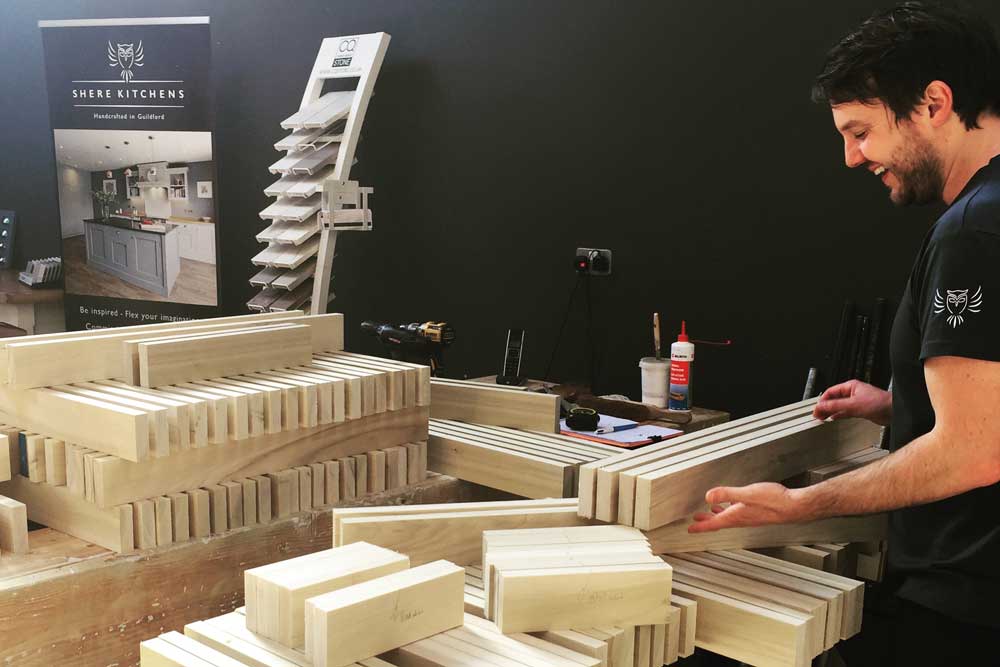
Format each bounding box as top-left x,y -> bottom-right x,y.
812,1 -> 1000,129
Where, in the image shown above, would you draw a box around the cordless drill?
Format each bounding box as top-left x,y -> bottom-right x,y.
360,320 -> 456,376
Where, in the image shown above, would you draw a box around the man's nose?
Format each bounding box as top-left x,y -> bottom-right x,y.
844,140 -> 866,169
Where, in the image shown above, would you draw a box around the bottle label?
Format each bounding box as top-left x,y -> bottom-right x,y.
669,360 -> 690,410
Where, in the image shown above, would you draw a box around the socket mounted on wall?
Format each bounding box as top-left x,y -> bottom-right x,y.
574,247 -> 612,276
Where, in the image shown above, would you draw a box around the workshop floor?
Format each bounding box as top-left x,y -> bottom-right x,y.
62,234 -> 218,305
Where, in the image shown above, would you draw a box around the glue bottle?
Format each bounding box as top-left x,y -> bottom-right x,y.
669,321 -> 694,411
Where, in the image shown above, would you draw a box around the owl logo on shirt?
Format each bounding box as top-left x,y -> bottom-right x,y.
933,286 -> 983,328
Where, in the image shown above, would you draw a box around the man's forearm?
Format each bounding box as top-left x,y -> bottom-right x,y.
796,428 -> 997,519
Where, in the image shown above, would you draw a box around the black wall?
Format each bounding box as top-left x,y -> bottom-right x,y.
2,0 -> 994,417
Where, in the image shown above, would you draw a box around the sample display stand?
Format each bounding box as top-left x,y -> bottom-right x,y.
250,33 -> 389,313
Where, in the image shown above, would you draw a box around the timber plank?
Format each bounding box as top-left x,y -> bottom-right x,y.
429,379 -> 560,433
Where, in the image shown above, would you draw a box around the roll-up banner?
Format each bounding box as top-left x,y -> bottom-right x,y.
39,17 -> 221,330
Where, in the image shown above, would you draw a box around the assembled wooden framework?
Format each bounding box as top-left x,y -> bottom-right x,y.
250,33 -> 390,313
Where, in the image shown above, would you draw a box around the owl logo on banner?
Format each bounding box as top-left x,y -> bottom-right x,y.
933,286 -> 983,328
107,41 -> 144,83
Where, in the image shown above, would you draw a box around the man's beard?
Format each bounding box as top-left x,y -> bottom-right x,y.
889,135 -> 944,206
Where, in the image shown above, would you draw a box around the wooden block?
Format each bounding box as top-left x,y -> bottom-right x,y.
532,629 -> 609,666
187,489 -> 211,539
252,475 -> 272,524
164,383 -> 228,445
339,458 -> 356,499
139,636 -> 217,666
385,445 -> 406,490
324,461 -> 340,506
90,406 -> 428,508
405,442 -> 427,484
268,470 -> 295,519
191,380 -> 261,438
80,381 -> 192,452
53,383 -> 172,457
671,580 -> 810,667
352,454 -> 368,496
151,630 -> 251,667
221,481 -> 244,529
137,323 -> 313,387
155,496 -> 174,547
206,485 -> 228,535
0,386 -> 150,461
430,379 -> 560,432
448,620 -> 602,667
83,450 -> 101,501
185,615 -> 305,666
0,495 -> 28,554
25,434 -> 46,483
644,514 -> 889,554
664,608 -> 680,665
288,467 -> 301,514
241,478 -> 258,527
633,417 -> 879,530
0,434 -> 9,483
43,439 -> 66,486
305,559 -> 465,667
66,444 -> 85,496
134,498 -> 156,549
1,428 -> 19,479
309,463 -> 325,507
214,377 -> 282,436
296,465 -> 313,511
166,493 -> 190,543
756,545 -> 832,571
634,626 -> 651,667
244,542 -> 410,649
671,594 -> 698,658
366,450 -> 386,493
494,562 -> 672,633
117,503 -> 135,555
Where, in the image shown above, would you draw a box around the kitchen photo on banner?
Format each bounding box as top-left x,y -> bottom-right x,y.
39,16 -> 221,329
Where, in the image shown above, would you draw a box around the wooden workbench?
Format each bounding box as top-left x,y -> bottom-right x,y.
0,474 -> 507,666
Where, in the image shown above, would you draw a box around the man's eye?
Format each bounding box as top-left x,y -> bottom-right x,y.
854,131 -> 867,140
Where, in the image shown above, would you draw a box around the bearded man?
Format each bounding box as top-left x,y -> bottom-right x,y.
687,3 -> 1000,663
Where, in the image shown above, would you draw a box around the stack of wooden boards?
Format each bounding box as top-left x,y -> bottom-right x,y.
463,565 -> 695,667
481,525 -> 672,633
0,311 -> 433,554
577,397 -> 881,530
428,419 -> 620,499
429,378 -> 561,433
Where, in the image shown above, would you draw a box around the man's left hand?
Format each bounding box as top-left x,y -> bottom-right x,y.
687,483 -> 814,533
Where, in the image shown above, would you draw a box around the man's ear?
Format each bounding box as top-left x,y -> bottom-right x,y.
924,80 -> 954,127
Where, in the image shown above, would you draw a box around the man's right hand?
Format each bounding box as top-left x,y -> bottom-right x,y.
813,380 -> 892,426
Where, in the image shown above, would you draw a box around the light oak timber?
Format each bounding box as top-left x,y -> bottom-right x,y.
296,466 -> 313,510
339,457 -> 356,499
244,371 -> 316,428
134,498 -> 157,550
633,417 -> 879,530
186,616 -> 309,667
192,380 -> 265,438
428,427 -> 576,498
166,384 -> 231,444
231,373 -> 302,432
493,562 -> 672,633
310,462 -> 326,507
447,621 -> 601,667
0,429 -> 15,480
0,475 -> 483,665
222,481 -> 245,529
504,632 -> 604,667
430,378 -> 560,433
0,495 -> 28,554
0,311 -> 317,388
306,361 -> 386,414
138,324 -> 313,388
155,495 -> 175,546
83,450 -> 100,501
663,607 -> 680,665
0,473 -> 131,552
78,380 -> 193,451
579,399 -> 816,521
337,506 -> 590,566
710,549 -> 865,639
301,362 -> 365,419
675,551 -> 842,647
253,475 -> 273,524
241,478 -> 259,526
43,438 -> 67,486
0,388 -> 150,461
405,442 -> 427,484
431,631 -> 553,667
482,524 -> 647,572
188,488 -> 212,538
586,627 -> 633,667
257,368 -> 338,425
532,629 -> 608,667
288,468 -> 301,514
214,377 -> 283,435
170,492 -> 191,542
25,433 -> 45,483
305,559 -> 464,667
324,461 -> 340,505
675,581 -> 810,667
327,352 -> 431,407
325,356 -> 407,410
432,420 -> 616,464
663,556 -> 827,655
90,406 -> 428,508
645,514 -> 888,554
385,445 -> 407,490
208,484 -> 229,535
97,380 -> 210,448
149,631 -> 252,667
351,454 -> 368,496
56,382 -> 173,457
245,542 -> 409,649
634,626 -> 651,667
269,470 -> 297,519
66,444 -> 85,495
367,450 -> 386,493
756,546 -> 832,572
332,498 -> 578,547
